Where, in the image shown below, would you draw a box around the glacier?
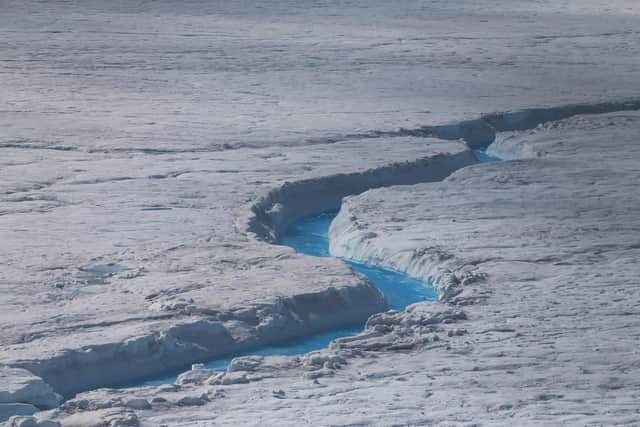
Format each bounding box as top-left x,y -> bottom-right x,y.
2,0 -> 640,425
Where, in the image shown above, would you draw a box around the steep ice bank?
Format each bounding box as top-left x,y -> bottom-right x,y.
281,211 -> 437,311
136,208 -> 439,386
247,151 -> 476,242
329,149 -> 500,301
343,100 -> 640,149
15,275 -> 385,400
329,183 -> 487,302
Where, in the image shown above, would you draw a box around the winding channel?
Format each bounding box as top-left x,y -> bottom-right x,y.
0,101 -> 635,425
76,101 -> 640,395
130,147 -> 497,387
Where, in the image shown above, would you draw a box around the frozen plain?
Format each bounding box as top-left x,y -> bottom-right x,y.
1,0 -> 640,425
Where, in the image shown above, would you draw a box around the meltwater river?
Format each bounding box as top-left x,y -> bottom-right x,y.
131,148 -> 496,387
134,210 -> 436,386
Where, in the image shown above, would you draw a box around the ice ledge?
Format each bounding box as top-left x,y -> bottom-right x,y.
245,150 -> 478,243
0,367 -> 62,423
402,99 -> 640,148
329,200 -> 485,302
6,281 -> 383,400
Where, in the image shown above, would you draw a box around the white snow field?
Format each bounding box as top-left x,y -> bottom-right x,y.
1,0 -> 640,425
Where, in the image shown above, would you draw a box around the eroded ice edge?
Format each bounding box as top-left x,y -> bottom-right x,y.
126,129 -> 504,388
4,100 -> 640,424
104,100 -> 639,389
132,210 -> 437,387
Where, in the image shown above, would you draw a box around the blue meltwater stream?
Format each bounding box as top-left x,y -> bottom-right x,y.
135,211 -> 436,386
132,147 -> 494,387
281,211 -> 437,310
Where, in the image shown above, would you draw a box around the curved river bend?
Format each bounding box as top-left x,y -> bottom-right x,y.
127,147 -> 497,387
116,101 -> 640,390
25,101 -> 639,408
134,210 -> 438,386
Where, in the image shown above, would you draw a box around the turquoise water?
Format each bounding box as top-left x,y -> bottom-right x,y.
473,147 -> 500,163
281,211 -> 436,311
128,145 -> 500,388
132,211 -> 436,387
131,326 -> 361,387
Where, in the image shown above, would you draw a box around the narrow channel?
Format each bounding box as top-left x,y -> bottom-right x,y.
134,211 -> 437,386
131,147 -> 496,387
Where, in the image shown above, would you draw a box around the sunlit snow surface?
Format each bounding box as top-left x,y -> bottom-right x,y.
135,211 -> 435,387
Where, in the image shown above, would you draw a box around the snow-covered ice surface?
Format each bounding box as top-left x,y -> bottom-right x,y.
0,134 -> 472,395
40,111 -> 640,427
326,111 -> 640,425
2,0 -> 640,425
